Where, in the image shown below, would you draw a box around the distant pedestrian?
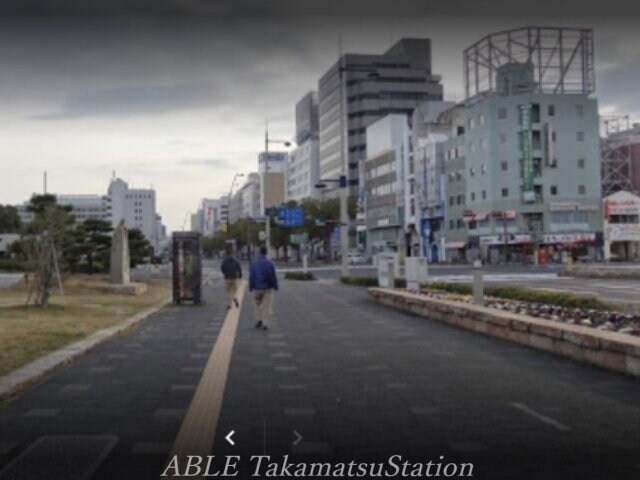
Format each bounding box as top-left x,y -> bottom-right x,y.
249,246 -> 278,330
220,247 -> 242,309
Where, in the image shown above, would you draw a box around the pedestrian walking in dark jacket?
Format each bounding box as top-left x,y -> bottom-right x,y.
221,248 -> 242,309
249,246 -> 278,330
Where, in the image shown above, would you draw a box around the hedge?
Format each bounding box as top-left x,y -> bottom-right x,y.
340,276 -> 406,288
426,281 -> 613,311
0,258 -> 25,272
284,271 -> 316,281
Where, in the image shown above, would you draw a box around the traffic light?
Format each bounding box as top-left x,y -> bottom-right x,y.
339,175 -> 347,188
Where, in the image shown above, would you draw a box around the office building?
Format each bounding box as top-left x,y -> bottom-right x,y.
287,92 -> 321,203
258,152 -> 286,214
318,38 -> 444,198
443,26 -> 602,263
107,178 -> 162,253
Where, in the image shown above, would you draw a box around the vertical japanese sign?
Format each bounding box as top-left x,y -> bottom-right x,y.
519,104 -> 535,202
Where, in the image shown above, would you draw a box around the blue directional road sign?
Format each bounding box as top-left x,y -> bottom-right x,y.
275,207 -> 304,227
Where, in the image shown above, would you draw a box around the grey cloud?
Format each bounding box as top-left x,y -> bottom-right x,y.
2,1 -> 640,17
178,158 -> 232,168
31,82 -> 215,120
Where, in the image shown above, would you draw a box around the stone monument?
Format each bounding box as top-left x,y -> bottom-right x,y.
110,220 -> 131,285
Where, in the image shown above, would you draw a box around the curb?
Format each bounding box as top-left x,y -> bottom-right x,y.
368,288 -> 640,379
0,297 -> 171,402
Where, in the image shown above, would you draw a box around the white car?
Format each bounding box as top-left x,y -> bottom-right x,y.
346,252 -> 367,264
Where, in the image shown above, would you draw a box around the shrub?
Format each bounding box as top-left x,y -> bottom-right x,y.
340,276 -> 378,287
284,271 -> 316,281
340,276 -> 406,288
0,258 -> 25,272
425,281 -> 612,311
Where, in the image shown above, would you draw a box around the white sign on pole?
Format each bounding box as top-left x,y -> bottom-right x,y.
258,231 -> 266,241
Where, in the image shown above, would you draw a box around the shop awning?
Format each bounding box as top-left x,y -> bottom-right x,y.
475,212 -> 489,221
445,241 -> 466,249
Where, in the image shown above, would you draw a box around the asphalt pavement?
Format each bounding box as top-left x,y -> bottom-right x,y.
0,266 -> 639,480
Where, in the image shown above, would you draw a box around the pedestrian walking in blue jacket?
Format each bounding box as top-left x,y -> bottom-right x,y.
249,246 -> 278,330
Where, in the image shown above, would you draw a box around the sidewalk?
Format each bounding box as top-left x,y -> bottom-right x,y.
1,276 -> 640,479
0,280 -> 228,480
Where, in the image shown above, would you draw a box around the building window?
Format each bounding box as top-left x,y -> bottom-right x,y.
548,105 -> 555,116
576,104 -> 584,116
468,118 -> 475,130
470,167 -> 475,177
471,192 -> 476,201
479,113 -> 485,126
480,138 -> 486,149
455,171 -> 462,181
552,131 -> 557,142
457,219 -> 464,229
550,185 -> 558,195
501,161 -> 508,171
482,190 -> 486,199
501,188 -> 509,197
449,196 -> 454,206
577,131 -> 584,142
457,194 -> 464,205
499,133 -> 507,144
481,164 -> 486,174
578,185 -> 586,195
497,108 -> 507,120
449,219 -> 455,230
578,158 -> 585,168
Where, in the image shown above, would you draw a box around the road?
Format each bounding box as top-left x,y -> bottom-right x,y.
0,273 -> 23,289
0,268 -> 639,479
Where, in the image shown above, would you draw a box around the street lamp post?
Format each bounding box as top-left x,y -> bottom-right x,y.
263,124 -> 291,258
336,62 -> 379,278
315,175 -> 349,277
227,173 -> 245,253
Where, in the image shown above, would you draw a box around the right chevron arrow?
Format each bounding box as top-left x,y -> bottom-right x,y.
292,430 -> 303,446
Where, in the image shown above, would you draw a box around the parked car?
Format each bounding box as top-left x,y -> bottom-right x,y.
346,251 -> 367,264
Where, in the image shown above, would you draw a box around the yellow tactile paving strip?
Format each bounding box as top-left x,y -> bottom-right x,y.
167,281 -> 245,465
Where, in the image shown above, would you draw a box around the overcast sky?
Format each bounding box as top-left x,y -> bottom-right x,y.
1,2 -> 640,231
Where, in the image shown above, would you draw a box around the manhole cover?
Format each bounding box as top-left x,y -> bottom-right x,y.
0,435 -> 118,480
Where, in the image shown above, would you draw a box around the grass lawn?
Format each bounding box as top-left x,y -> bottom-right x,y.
0,274 -> 171,376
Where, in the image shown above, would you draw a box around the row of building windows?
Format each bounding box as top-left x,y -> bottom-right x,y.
447,156 -> 587,181
369,182 -> 397,197
125,193 -> 153,199
366,161 -> 397,180
490,103 -> 585,124
448,183 -> 589,206
550,211 -> 590,224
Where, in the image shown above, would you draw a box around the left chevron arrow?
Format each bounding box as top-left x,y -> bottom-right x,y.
225,430 -> 235,446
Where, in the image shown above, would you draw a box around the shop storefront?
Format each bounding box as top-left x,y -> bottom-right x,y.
603,191 -> 640,261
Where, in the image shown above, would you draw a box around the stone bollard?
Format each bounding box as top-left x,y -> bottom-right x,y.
302,254 -> 308,274
472,259 -> 484,305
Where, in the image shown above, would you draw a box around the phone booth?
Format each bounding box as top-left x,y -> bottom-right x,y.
171,231 -> 202,305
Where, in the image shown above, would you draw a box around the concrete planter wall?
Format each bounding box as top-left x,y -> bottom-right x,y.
368,287 -> 640,379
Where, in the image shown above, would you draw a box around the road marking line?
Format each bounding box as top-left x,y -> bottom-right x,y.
167,281 -> 245,461
511,402 -> 571,431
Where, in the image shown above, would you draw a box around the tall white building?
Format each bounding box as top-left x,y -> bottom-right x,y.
258,152 -> 287,214
287,92 -> 320,203
363,114 -> 412,253
108,178 -> 161,253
